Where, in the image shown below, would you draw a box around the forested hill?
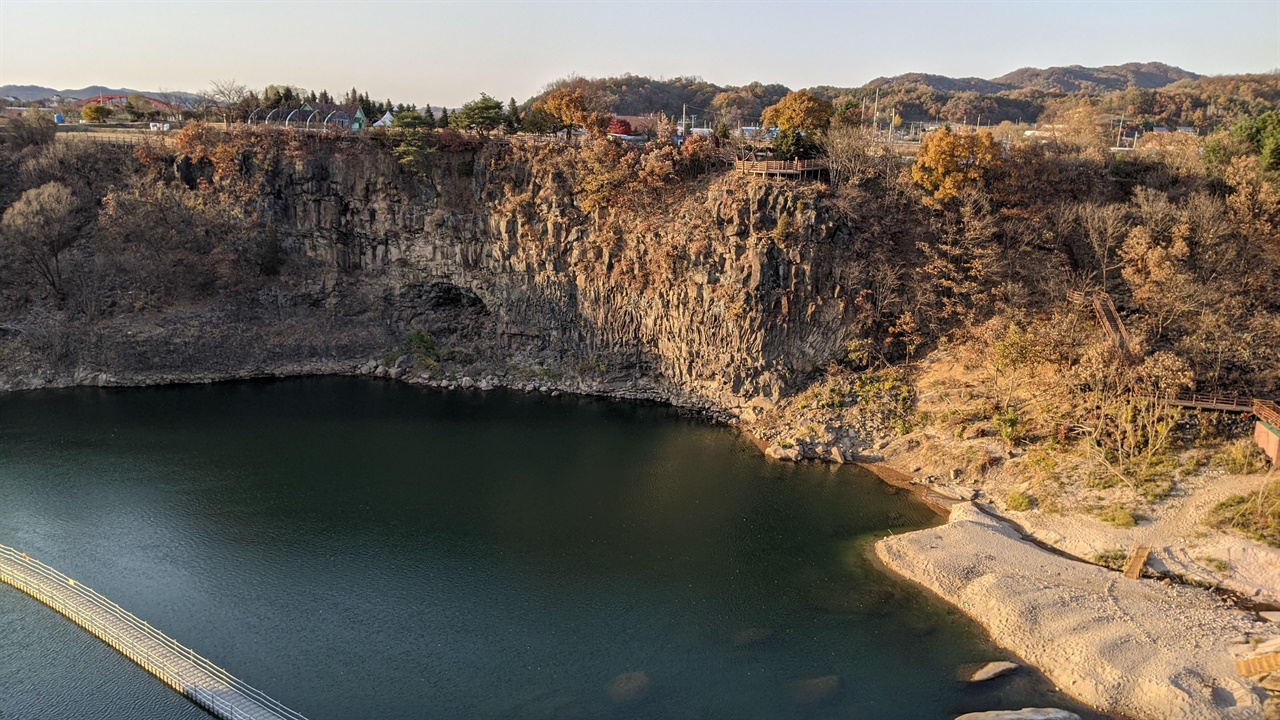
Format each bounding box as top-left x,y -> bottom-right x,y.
531,63 -> 1271,131
860,62 -> 1199,95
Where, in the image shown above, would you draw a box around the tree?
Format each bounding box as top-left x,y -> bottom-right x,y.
1229,110 -> 1280,171
81,105 -> 112,123
392,109 -> 433,130
208,79 -> 250,122
2,110 -> 56,148
607,117 -> 633,135
760,90 -> 833,134
153,89 -> 190,120
124,93 -> 154,121
911,127 -> 1003,207
505,97 -> 520,133
519,105 -> 562,135
422,104 -> 437,128
820,125 -> 893,187
438,107 -> 450,128
540,86 -> 608,139
448,94 -> 506,134
0,182 -> 79,296
773,129 -> 819,160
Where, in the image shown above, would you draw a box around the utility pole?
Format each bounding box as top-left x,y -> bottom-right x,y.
1115,114 -> 1125,149
871,88 -> 880,133
681,104 -> 687,137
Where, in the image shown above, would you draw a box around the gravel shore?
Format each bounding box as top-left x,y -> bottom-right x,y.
876,502 -> 1269,720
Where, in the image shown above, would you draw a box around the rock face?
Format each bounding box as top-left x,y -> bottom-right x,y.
256,146 -> 878,414
877,503 -> 1266,720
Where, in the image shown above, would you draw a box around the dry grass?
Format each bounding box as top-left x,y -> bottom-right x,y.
1211,478 -> 1280,547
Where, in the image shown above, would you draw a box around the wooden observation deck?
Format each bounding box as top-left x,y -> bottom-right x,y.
734,159 -> 827,179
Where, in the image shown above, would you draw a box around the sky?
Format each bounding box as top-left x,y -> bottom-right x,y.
0,0 -> 1277,106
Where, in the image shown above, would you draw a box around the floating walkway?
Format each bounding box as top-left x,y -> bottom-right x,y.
0,543 -> 308,720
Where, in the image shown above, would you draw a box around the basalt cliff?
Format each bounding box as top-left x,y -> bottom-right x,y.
0,136 -> 908,458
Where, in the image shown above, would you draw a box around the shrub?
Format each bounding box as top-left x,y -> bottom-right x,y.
1211,480 -> 1280,547
1005,491 -> 1033,511
1093,549 -> 1127,571
405,330 -> 438,364
1211,438 -> 1268,475
1098,504 -> 1139,528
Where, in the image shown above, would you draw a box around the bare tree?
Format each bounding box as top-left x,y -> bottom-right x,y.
1074,202 -> 1129,289
820,125 -> 894,188
1,182 -> 80,296
153,88 -> 191,121
208,79 -> 249,123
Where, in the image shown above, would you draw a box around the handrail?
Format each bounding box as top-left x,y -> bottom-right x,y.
0,543 -> 308,720
1257,400 -> 1280,427
1,547 -> 303,716
734,159 -> 827,172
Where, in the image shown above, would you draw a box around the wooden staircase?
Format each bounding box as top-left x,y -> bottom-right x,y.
1068,289 -> 1132,353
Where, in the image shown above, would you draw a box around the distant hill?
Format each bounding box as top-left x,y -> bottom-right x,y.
864,62 -> 1198,96
0,85 -> 146,102
864,73 -> 1010,95
993,62 -> 1199,93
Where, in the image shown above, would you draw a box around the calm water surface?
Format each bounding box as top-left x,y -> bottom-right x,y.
0,379 -> 1094,719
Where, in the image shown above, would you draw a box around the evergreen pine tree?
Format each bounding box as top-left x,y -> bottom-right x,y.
438,107 -> 450,128
505,97 -> 520,133
423,104 -> 437,127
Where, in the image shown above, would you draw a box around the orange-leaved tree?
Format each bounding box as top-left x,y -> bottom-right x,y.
760,90 -> 833,134
911,127 -> 1003,208
540,87 -> 609,138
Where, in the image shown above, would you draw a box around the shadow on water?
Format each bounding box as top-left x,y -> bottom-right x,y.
0,378 -> 1107,719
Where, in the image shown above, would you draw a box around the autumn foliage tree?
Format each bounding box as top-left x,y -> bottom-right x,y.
539,86 -> 609,138
606,117 -> 633,135
911,127 -> 1003,208
81,105 -> 112,123
760,90 -> 833,134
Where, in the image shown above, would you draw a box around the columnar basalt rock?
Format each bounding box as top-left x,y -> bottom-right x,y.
258,146 -> 872,416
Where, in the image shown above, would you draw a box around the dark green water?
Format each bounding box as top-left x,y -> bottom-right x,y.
0,379 -> 1092,719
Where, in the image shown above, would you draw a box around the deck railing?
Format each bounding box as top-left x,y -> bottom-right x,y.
0,543 -> 307,720
1257,400 -> 1280,427
734,159 -> 827,174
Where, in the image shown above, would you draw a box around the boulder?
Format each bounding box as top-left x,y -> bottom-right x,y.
954,710 -> 1080,720
765,444 -> 802,462
966,661 -> 1020,683
606,672 -> 651,704
1265,695 -> 1280,720
788,675 -> 840,705
459,377 -> 475,388
1259,672 -> 1280,693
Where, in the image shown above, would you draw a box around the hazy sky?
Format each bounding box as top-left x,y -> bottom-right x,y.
1,0 -> 1277,105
